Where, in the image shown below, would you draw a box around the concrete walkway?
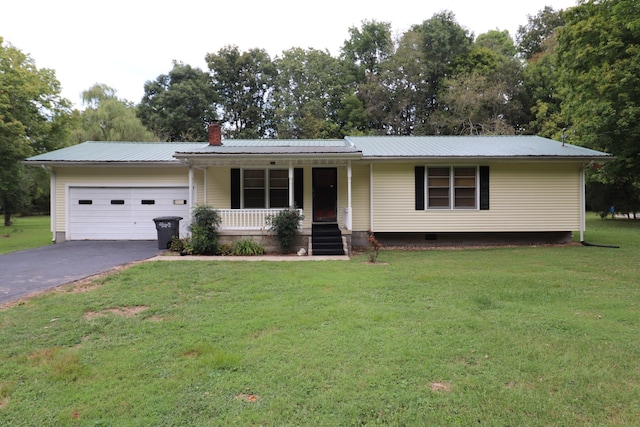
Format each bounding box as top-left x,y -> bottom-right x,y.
149,254 -> 350,262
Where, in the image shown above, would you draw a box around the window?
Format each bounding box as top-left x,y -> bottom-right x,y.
242,169 -> 289,209
422,166 -> 480,210
243,169 -> 266,208
427,167 -> 451,208
454,167 -> 476,208
269,169 -> 289,208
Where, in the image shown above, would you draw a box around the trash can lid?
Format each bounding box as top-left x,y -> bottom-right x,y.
152,216 -> 183,221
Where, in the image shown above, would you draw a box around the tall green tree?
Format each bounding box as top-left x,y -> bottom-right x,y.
516,7 -> 566,136
138,62 -> 216,141
339,20 -> 396,134
341,20 -> 394,79
557,0 -> 640,216
413,11 -> 474,133
274,48 -> 346,139
0,38 -> 72,225
432,30 -> 524,135
73,83 -> 157,143
206,46 -> 276,139
516,6 -> 566,61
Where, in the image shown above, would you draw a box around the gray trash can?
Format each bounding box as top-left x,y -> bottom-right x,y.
153,216 -> 183,249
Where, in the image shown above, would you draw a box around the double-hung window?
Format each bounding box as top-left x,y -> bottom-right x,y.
242,169 -> 289,209
425,166 -> 478,209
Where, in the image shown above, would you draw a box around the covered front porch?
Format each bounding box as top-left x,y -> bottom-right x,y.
174,141 -> 361,254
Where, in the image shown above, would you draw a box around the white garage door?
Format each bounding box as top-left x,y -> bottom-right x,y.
69,187 -> 190,240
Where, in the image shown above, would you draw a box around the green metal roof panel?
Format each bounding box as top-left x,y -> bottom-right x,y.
26,141 -> 208,163
25,136 -> 610,164
221,139 -> 348,148
346,135 -> 611,159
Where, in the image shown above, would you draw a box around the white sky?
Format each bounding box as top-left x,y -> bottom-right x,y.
2,0 -> 577,108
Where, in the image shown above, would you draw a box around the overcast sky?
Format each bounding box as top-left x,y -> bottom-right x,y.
2,0 -> 577,108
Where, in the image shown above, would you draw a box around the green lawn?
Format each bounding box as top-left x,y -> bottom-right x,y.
0,216 -> 51,254
1,216 -> 639,425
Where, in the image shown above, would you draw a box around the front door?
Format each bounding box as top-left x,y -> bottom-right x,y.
312,168 -> 337,222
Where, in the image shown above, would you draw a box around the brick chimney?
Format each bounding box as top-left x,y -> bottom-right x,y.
208,122 -> 222,146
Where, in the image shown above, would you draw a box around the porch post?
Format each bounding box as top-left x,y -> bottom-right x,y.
288,163 -> 294,207
188,166 -> 194,210
345,161 -> 353,230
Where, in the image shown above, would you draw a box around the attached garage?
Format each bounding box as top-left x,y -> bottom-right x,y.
68,186 -> 190,240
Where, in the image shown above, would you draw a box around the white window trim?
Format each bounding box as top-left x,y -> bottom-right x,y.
425,165 -> 480,210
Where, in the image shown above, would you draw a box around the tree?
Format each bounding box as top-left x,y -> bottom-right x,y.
516,7 -> 567,136
0,38 -> 72,225
206,46 -> 276,139
274,48 -> 346,138
341,20 -> 394,79
516,6 -> 565,60
556,0 -> 640,216
72,83 -> 157,143
138,62 -> 216,141
432,30 -> 524,135
413,11 -> 474,133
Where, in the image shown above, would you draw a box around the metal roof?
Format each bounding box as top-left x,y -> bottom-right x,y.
221,139 -> 348,148
345,136 -> 611,159
25,136 -> 611,165
25,141 -> 208,163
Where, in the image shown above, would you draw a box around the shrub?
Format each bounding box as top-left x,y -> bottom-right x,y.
217,242 -> 234,256
265,207 -> 304,254
232,239 -> 265,256
188,206 -> 221,255
367,230 -> 382,263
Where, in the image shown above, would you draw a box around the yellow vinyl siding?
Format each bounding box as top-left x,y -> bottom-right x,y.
351,164 -> 371,231
205,167 -> 231,209
369,162 -> 582,233
53,166 -> 193,233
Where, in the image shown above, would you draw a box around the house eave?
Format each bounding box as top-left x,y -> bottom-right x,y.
23,160 -> 186,168
362,155 -> 613,163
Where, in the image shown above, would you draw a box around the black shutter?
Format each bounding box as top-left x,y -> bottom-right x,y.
231,168 -> 241,209
479,166 -> 490,210
415,166 -> 425,210
294,168 -> 304,209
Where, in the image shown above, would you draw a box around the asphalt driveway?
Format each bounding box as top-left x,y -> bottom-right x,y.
0,241 -> 161,305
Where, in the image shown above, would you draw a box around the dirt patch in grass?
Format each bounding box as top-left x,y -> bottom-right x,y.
430,382 -> 452,392
235,393 -> 260,402
83,306 -> 149,321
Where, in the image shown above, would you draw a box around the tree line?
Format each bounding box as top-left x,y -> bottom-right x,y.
1,0 -> 639,224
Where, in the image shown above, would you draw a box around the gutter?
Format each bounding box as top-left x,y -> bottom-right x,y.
23,161 -> 187,167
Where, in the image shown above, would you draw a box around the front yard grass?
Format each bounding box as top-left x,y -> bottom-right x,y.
0,216 -> 51,254
1,216 -> 639,425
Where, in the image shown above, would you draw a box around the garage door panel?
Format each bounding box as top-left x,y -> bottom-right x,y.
69,187 -> 190,240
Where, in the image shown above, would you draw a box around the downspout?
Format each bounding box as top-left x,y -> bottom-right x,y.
580,164 -> 585,242
345,160 -> 352,230
48,167 -> 56,242
369,163 -> 374,232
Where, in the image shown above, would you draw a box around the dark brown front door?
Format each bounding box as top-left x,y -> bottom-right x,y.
312,168 -> 337,222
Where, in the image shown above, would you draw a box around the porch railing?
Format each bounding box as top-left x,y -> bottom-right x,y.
217,208 -> 303,231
